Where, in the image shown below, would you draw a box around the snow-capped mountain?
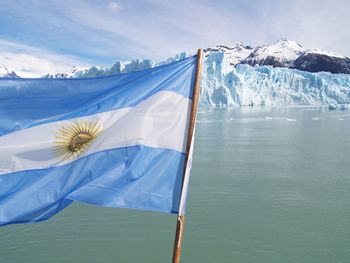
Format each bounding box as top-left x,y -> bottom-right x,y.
234,39 -> 350,74
4,38 -> 350,78
59,38 -> 313,78
240,38 -> 305,67
205,38 -> 350,74
204,43 -> 254,65
292,49 -> 350,74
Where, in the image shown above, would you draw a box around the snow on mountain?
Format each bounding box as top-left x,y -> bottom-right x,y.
204,43 -> 253,65
238,39 -> 350,74
204,39 -> 349,73
305,48 -> 345,59
3,38 -> 349,78
240,38 -> 305,67
292,50 -> 350,74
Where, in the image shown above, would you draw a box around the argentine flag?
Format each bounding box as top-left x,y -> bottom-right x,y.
0,56 -> 198,226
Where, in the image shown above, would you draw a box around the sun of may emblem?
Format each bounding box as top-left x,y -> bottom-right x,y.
54,120 -> 103,161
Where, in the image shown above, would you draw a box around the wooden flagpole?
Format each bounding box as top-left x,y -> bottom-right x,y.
172,49 -> 203,263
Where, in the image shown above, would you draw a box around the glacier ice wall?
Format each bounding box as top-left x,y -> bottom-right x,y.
201,51 -> 350,107
57,51 -> 350,107
70,53 -> 188,78
73,59 -> 154,78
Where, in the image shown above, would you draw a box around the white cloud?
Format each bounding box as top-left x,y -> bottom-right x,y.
0,39 -> 91,77
0,0 -> 349,70
59,0 -> 350,59
108,2 -> 122,13
59,0 -> 252,59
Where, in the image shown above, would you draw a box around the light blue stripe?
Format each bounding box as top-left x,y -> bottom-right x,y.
0,56 -> 196,136
0,145 -> 185,226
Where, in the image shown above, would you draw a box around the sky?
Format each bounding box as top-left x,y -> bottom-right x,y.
0,0 -> 349,77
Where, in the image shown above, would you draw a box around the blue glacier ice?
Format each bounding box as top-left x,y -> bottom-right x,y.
41,50 -> 350,108
201,51 -> 350,107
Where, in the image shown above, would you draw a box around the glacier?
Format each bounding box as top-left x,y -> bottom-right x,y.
3,47 -> 350,108
64,50 -> 350,108
201,51 -> 350,107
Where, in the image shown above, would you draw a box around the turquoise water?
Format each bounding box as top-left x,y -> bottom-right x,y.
1,107 -> 350,262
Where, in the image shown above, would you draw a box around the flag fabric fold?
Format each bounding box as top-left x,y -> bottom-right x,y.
0,56 -> 197,226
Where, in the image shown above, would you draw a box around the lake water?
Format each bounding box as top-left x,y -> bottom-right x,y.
1,107 -> 350,262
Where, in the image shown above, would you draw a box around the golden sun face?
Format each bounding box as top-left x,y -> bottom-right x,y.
54,120 -> 103,161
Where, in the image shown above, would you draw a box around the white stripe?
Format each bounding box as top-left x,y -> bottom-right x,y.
178,126 -> 196,215
0,91 -> 191,175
